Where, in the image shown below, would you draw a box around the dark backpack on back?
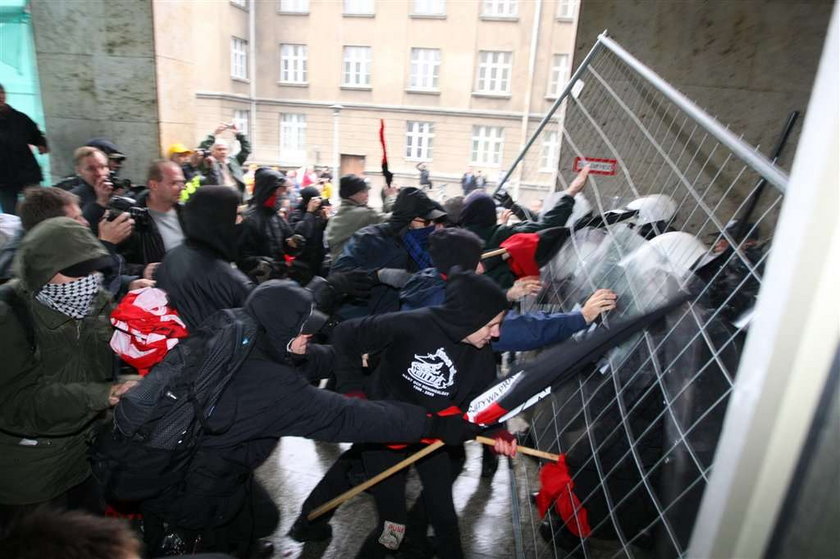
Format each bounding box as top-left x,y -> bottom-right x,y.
90,308 -> 258,502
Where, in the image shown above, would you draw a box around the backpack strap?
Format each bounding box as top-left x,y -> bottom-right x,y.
0,283 -> 35,352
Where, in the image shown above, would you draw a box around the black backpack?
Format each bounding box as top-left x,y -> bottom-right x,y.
90,307 -> 258,503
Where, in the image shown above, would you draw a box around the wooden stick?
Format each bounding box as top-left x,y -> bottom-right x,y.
475,436 -> 560,461
481,247 -> 508,259
307,440 -> 446,521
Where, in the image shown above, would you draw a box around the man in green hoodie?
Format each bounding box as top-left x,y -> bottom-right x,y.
0,217 -> 136,523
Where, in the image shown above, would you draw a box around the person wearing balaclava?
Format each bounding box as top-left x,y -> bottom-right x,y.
156,186 -> 254,331
0,217 -> 137,517
143,279 -> 481,557
290,271 -> 519,559
236,167 -> 301,283
460,165 -> 591,289
288,185 -> 330,281
330,186 -> 446,317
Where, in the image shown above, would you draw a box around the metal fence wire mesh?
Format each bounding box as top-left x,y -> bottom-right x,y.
503,35 -> 789,559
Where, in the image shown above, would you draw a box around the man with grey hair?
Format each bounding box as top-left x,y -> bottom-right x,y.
198,122 -> 251,198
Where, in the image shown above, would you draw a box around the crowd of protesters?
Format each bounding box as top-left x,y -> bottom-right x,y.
0,94 -> 619,559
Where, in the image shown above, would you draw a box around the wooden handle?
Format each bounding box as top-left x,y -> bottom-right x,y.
481,247 -> 508,259
307,440 -> 446,521
475,436 -> 560,461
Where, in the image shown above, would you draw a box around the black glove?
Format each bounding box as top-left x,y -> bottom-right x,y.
326,270 -> 375,298
425,414 -> 482,445
493,189 -> 515,210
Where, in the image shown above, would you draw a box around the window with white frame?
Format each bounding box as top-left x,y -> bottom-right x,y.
475,51 -> 512,94
540,130 -> 559,171
232,109 -> 250,137
556,0 -> 575,18
280,114 -> 307,164
279,0 -> 309,13
481,0 -> 517,18
548,53 -> 570,98
470,125 -> 504,166
405,121 -> 434,160
413,0 -> 445,16
343,0 -> 374,15
230,37 -> 248,79
409,48 -> 440,91
342,46 -> 372,87
280,44 -> 308,84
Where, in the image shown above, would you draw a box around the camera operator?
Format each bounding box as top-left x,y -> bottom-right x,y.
118,160 -> 186,281
62,146 -> 114,236
198,122 -> 251,199
289,186 -> 330,281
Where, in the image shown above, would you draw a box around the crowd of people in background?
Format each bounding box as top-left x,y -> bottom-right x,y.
1,85 -> 620,559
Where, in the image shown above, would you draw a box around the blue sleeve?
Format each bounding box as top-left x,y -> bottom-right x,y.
492,310 -> 587,352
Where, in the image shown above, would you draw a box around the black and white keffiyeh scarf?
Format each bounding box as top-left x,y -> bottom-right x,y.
36,273 -> 101,319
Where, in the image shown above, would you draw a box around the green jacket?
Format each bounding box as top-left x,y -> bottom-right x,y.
198,133 -> 251,191
0,218 -> 114,504
325,198 -> 391,261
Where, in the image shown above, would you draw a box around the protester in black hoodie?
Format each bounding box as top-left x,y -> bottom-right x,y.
155,186 -> 253,330
289,185 -> 329,281
141,280 -> 480,557
291,271 -> 516,559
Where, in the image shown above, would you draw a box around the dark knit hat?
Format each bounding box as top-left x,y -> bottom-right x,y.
339,174 -> 369,199
429,228 -> 484,275
459,191 -> 497,228
432,269 -> 509,341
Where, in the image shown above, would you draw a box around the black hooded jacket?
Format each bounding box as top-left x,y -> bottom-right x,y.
333,271 -> 509,412
156,186 -> 253,331
288,186 -> 328,278
236,168 -> 296,280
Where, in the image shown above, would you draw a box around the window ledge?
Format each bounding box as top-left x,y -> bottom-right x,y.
480,15 -> 519,22
405,88 -> 441,96
341,85 -> 373,91
471,92 -> 512,99
343,12 -> 375,18
404,157 -> 432,162
555,16 -> 575,22
277,81 -> 309,87
230,1 -> 249,11
277,10 -> 310,15
409,13 -> 446,19
232,77 -> 251,83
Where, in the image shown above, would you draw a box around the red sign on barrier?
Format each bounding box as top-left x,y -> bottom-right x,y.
573,156 -> 618,176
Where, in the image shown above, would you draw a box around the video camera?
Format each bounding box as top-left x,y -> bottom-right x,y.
107,195 -> 150,228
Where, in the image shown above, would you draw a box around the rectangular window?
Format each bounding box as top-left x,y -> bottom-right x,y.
233,110 -> 250,137
231,37 -> 248,80
405,121 -> 434,161
342,46 -> 372,87
556,0 -> 575,18
548,53 -> 570,98
412,0 -> 445,15
279,0 -> 309,12
343,0 -> 374,15
475,51 -> 512,94
409,48 -> 440,91
470,125 -> 504,166
280,114 -> 307,164
540,130 -> 559,171
481,0 -> 517,17
280,44 -> 308,83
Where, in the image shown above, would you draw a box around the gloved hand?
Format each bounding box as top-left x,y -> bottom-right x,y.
376,268 -> 413,289
425,414 -> 482,445
493,189 -> 515,210
326,270 -> 375,298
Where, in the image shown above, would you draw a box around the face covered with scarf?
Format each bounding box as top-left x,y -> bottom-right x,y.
36,272 -> 103,320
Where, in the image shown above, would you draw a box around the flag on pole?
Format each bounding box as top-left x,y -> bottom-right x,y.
497,226 -> 572,278
379,119 -> 393,187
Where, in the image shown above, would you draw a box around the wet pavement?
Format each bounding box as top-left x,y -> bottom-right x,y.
256,437 -> 520,558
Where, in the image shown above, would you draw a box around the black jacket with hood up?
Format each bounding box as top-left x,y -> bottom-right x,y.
333,271 -> 509,413
156,186 -> 253,331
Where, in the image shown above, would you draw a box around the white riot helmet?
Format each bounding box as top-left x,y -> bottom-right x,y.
627,194 -> 677,226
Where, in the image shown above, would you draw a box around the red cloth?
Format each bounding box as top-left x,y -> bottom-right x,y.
499,233 -> 540,278
110,288 -> 189,375
535,455 -> 592,538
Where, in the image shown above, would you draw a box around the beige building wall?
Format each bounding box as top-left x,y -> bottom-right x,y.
155,0 -> 578,205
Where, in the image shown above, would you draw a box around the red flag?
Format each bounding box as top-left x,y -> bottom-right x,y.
496,227 -> 572,279
535,457 -> 592,537
379,119 -> 393,187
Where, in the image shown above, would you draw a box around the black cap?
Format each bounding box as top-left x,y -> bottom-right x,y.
339,174 -> 369,199
60,255 -> 113,278
86,138 -> 125,160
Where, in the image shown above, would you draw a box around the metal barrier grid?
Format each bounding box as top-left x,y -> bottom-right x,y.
504,34 -> 790,559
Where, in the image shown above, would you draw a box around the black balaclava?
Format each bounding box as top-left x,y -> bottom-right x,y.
183,185 -> 240,261
428,228 -> 484,275
251,167 -> 285,208
245,279 -> 318,362
431,269 -> 508,342
460,191 -> 497,229
388,187 -> 440,232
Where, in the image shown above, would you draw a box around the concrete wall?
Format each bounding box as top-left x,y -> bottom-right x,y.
572,0 -> 834,172
30,0 -> 161,184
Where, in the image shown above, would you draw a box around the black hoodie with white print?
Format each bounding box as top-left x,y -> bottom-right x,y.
333,270 -> 509,413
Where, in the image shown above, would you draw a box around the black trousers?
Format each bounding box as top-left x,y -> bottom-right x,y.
0,185 -> 23,215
